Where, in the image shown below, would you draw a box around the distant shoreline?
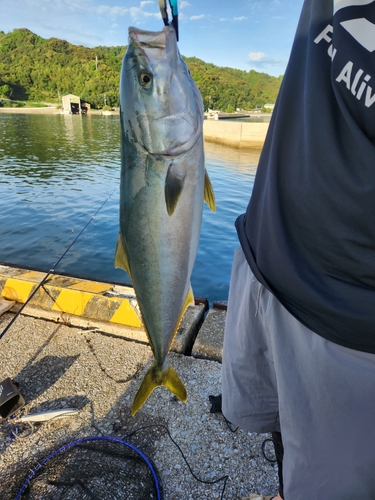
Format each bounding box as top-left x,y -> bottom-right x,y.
0,107 -> 269,148
0,106 -> 59,114
0,107 -> 117,115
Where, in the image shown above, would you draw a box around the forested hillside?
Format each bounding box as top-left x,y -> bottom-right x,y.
0,28 -> 282,111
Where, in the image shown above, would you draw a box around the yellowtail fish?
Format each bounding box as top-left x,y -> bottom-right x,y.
115,25 -> 215,416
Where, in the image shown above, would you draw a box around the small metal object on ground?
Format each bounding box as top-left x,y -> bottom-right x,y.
16,408 -> 79,422
0,378 -> 25,418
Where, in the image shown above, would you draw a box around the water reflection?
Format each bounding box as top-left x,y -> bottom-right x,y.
196,140 -> 259,301
0,113 -> 259,303
204,141 -> 259,175
63,114 -> 84,143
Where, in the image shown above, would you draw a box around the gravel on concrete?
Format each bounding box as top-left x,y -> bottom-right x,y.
0,312 -> 279,499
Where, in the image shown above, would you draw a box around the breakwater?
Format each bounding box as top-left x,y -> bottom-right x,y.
203,120 -> 269,149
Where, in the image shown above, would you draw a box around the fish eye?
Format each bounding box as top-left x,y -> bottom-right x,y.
139,72 -> 153,89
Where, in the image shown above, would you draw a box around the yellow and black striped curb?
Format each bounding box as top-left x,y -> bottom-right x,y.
0,265 -> 142,329
0,265 -> 212,356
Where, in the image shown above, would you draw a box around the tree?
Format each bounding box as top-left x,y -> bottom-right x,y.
0,29 -> 283,109
0,83 -> 11,98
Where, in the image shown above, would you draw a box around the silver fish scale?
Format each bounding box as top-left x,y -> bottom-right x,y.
116,25 -> 211,414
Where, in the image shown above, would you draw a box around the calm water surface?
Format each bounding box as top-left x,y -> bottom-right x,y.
0,113 -> 259,304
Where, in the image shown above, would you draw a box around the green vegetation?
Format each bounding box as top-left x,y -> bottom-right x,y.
185,56 -> 282,111
0,28 -> 282,111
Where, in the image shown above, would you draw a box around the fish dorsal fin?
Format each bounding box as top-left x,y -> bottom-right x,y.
165,162 -> 185,216
204,169 -> 216,212
114,234 -> 131,277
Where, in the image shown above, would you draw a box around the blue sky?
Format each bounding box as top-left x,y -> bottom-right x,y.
1,0 -> 305,76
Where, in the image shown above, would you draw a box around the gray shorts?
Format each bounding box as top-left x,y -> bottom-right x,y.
222,247 -> 375,499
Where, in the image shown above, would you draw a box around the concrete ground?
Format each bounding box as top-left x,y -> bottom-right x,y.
0,268 -> 279,499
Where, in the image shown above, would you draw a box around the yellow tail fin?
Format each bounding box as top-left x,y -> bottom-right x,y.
131,362 -> 187,416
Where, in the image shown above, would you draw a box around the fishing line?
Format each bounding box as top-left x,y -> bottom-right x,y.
11,421 -> 228,499
114,423 -> 228,499
125,424 -> 229,499
0,187 -> 118,341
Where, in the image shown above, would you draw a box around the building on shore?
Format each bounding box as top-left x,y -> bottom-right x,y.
263,103 -> 275,111
62,94 -> 91,114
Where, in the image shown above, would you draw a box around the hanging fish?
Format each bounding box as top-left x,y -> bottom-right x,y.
115,23 -> 215,416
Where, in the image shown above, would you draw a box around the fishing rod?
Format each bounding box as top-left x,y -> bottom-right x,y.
0,186 -> 118,341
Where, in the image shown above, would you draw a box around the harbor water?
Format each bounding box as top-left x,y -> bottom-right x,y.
0,113 -> 260,304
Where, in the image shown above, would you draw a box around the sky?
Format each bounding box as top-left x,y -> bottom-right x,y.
0,0 -> 305,76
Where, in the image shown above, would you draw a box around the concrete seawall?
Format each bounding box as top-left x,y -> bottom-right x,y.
0,264 -> 226,361
0,108 -> 269,148
203,120 -> 269,149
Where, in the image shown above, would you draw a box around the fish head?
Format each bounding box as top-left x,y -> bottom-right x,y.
120,25 -> 203,156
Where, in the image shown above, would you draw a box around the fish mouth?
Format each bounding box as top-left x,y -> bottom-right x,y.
150,113 -> 201,156
128,26 -> 170,49
147,129 -> 201,157
126,25 -> 203,156
135,97 -> 202,156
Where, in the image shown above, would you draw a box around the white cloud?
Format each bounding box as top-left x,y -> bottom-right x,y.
129,6 -> 159,20
97,5 -> 129,17
190,14 -> 205,20
247,51 -> 287,74
96,2 -> 159,21
24,0 -> 92,14
180,1 -> 191,8
219,16 -> 247,22
247,0 -> 287,7
249,51 -> 266,61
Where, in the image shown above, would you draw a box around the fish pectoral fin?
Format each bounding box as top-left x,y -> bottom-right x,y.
114,234 -> 131,277
204,169 -> 216,212
131,362 -> 187,416
165,162 -> 185,216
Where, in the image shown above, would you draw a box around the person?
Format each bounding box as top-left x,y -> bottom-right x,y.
221,0 -> 375,498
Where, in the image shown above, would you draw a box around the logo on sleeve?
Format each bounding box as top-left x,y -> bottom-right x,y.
340,18 -> 375,52
314,0 -> 375,107
334,0 -> 374,15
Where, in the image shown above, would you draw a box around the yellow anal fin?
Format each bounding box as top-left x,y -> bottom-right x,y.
171,284 -> 195,340
184,284 -> 195,311
114,234 -> 131,277
204,169 -> 216,212
131,362 -> 187,416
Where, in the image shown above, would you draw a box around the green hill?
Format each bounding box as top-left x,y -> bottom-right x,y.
0,28 -> 282,111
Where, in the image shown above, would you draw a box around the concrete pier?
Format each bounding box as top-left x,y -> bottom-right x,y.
0,265 -> 279,498
203,120 -> 269,149
0,265 -> 223,360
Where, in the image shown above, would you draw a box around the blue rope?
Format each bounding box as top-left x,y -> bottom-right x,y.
14,435 -> 162,500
